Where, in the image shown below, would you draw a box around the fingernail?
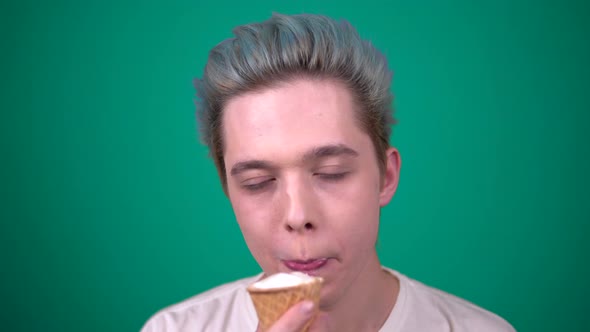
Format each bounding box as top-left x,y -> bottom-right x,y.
300,301 -> 314,314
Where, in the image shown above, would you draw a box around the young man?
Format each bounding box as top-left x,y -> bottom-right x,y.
142,13 -> 515,332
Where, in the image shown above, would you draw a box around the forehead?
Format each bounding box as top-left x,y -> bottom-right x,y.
221,79 -> 371,165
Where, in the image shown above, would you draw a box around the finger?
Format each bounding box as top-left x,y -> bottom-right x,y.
266,300 -> 315,332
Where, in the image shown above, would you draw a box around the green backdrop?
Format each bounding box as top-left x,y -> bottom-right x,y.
2,0 -> 589,331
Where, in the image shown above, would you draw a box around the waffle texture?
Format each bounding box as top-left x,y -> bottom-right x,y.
247,278 -> 322,332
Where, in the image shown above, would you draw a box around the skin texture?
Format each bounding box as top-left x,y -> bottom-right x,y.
223,78 -> 401,331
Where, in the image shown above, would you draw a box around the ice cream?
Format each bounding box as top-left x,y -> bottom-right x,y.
247,272 -> 323,332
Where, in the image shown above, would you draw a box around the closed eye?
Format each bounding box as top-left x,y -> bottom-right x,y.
242,178 -> 275,191
315,172 -> 349,181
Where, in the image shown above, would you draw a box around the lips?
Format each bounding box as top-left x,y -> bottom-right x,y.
283,258 -> 328,272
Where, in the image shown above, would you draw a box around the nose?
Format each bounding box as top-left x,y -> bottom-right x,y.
282,177 -> 316,233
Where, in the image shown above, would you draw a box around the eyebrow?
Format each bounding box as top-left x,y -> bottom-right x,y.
230,160 -> 276,176
302,143 -> 359,163
229,144 -> 359,177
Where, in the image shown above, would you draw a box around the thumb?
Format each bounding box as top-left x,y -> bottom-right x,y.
264,300 -> 316,332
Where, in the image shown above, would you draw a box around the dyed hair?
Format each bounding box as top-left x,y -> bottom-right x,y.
195,13 -> 395,192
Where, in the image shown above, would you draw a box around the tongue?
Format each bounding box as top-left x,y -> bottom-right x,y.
285,259 -> 326,271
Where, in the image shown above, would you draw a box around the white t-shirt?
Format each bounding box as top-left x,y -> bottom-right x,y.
141,268 -> 515,331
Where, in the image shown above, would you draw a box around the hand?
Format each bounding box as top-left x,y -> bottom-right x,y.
256,300 -> 316,332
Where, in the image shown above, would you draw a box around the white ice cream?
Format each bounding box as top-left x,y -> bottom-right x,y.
251,272 -> 318,290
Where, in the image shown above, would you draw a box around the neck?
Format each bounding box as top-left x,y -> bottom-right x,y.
310,256 -> 399,332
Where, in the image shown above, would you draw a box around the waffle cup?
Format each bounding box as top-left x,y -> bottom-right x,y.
247,276 -> 323,332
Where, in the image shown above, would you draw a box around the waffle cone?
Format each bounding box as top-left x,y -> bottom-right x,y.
247,277 -> 322,332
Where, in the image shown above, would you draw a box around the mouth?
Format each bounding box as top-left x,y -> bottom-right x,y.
282,258 -> 328,273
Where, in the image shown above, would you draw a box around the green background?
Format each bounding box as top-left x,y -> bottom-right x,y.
2,0 -> 589,331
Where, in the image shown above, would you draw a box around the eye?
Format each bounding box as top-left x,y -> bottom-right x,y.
316,172 -> 349,181
242,178 -> 275,192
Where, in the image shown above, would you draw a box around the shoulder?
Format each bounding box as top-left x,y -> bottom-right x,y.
141,274 -> 261,332
386,268 -> 515,332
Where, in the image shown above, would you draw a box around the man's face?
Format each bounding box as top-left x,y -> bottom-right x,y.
222,78 -> 399,307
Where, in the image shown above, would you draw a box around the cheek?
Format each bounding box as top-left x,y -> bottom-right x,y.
326,183 -> 381,246
336,207 -> 380,243
230,194 -> 279,252
340,171 -> 380,231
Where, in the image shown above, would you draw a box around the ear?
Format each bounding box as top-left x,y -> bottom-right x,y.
379,147 -> 401,207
